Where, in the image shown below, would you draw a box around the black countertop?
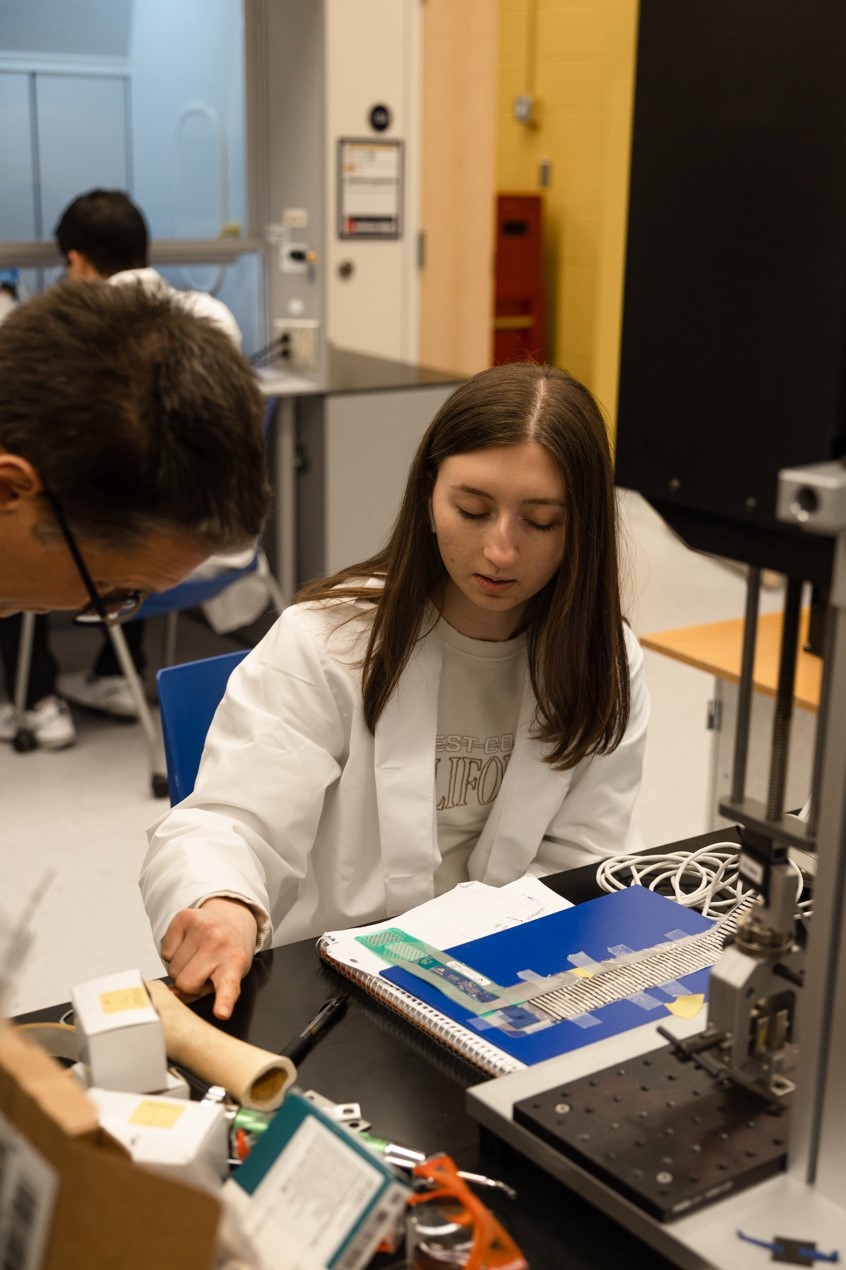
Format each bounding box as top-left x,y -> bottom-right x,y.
258,346 -> 465,398
324,346 -> 465,394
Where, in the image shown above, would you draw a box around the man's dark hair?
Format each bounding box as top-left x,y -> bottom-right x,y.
54,189 -> 149,277
0,281 -> 270,552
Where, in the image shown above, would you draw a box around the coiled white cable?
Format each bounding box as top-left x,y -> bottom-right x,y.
595,841 -> 808,920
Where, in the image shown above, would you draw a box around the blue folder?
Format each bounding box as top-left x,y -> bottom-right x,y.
381,886 -> 716,1067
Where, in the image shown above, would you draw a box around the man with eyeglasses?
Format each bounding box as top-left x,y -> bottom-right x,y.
0,189 -> 253,745
0,281 -> 269,651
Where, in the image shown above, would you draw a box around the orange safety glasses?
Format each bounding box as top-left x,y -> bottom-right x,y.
406,1153 -> 528,1270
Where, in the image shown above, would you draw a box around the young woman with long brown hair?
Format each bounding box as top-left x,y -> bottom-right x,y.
142,362 -> 649,1019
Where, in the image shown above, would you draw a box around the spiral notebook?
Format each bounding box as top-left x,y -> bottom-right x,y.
318,878 -> 571,1076
317,881 -> 725,1078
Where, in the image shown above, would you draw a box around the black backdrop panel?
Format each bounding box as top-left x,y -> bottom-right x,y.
615,1 -> 846,582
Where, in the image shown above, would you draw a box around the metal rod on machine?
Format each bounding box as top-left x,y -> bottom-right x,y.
767,577 -> 803,821
731,567 -> 762,804
806,601 -> 833,841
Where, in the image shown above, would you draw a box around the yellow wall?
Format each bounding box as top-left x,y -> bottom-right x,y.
496,0 -> 638,427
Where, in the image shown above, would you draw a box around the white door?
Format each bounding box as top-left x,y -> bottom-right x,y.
325,0 -> 420,363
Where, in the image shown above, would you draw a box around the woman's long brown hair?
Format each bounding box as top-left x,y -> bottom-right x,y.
297,362 -> 630,770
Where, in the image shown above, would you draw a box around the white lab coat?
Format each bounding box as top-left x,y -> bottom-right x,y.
141,596 -> 650,950
108,267 -> 242,347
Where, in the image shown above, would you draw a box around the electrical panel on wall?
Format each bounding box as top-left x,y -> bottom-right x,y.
267,210 -> 321,371
262,3 -> 326,379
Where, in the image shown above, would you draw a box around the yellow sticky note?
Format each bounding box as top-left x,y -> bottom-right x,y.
569,967 -> 594,980
99,986 -> 150,1014
665,994 -> 705,1020
128,1101 -> 185,1130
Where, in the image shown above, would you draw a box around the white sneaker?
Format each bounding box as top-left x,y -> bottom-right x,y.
0,696 -> 77,750
0,702 -> 22,742
59,671 -> 140,720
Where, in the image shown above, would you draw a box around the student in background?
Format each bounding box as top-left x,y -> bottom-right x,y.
0,190 -> 246,746
57,188 -> 240,344
141,361 -> 650,1021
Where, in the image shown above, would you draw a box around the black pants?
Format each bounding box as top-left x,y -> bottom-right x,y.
0,614 -> 58,708
0,614 -> 146,708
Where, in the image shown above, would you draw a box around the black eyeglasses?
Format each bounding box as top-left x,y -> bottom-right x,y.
41,486 -> 145,625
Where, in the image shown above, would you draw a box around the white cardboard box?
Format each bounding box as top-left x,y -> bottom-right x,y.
69,1060 -> 191,1100
72,970 -> 167,1094
87,1088 -> 229,1191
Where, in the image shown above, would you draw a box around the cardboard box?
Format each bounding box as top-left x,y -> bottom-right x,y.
72,970 -> 167,1094
0,1023 -> 220,1270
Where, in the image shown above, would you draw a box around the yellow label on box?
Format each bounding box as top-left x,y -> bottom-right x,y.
99,986 -> 150,1014
128,1101 -> 185,1130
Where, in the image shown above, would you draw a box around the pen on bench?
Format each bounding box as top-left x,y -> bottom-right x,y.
280,993 -> 349,1065
169,994 -> 349,1102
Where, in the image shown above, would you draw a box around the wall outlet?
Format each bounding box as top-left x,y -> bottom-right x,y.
281,242 -> 309,274
282,207 -> 309,230
273,318 -> 320,371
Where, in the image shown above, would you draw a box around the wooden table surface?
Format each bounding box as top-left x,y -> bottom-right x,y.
640,608 -> 822,711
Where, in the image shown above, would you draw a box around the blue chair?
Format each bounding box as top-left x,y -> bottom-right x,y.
10,559 -> 278,791
103,554 -> 279,797
156,649 -> 248,803
10,556 -> 278,791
